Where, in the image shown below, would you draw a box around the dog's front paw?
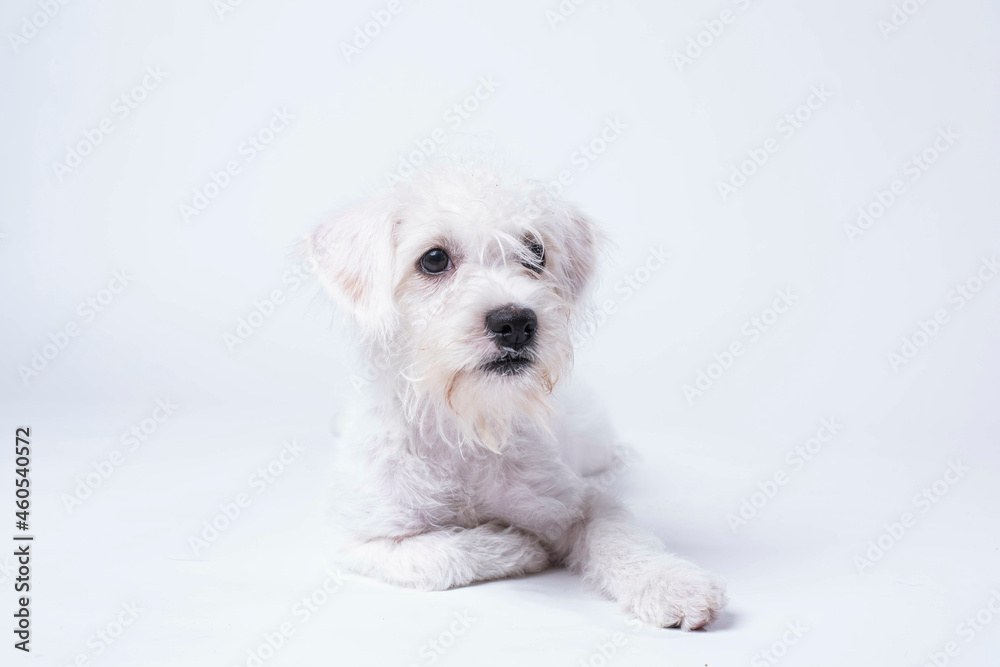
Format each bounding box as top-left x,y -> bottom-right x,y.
624,560 -> 727,631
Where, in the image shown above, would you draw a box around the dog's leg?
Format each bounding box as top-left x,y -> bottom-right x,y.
556,491 -> 727,630
344,522 -> 549,591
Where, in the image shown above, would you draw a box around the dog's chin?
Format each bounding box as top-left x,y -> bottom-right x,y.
439,354 -> 559,452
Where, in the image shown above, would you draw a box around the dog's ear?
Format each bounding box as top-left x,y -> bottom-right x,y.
556,205 -> 603,301
305,196 -> 397,339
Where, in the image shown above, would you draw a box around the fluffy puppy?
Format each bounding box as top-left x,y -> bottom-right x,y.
308,162 -> 726,630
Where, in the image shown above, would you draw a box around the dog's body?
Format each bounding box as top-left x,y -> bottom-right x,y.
310,161 -> 726,630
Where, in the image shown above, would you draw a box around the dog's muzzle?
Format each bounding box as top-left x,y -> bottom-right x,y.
483,306 -> 537,375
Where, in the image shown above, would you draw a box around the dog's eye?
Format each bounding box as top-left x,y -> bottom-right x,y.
419,248 -> 452,275
523,240 -> 545,273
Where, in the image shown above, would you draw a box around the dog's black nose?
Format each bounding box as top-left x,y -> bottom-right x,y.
485,306 -> 537,350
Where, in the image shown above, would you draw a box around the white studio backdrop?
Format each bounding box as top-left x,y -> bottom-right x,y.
1,1 -> 999,666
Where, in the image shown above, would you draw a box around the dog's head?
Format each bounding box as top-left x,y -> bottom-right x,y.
308,164 -> 601,450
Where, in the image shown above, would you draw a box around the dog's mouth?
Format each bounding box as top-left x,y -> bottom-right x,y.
481,353 -> 534,376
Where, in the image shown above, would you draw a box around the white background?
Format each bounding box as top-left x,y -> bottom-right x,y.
2,1 -> 999,665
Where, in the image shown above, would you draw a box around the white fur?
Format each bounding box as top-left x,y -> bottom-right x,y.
308,160 -> 727,630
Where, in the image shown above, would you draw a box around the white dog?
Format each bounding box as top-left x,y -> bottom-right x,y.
308,161 -> 727,630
